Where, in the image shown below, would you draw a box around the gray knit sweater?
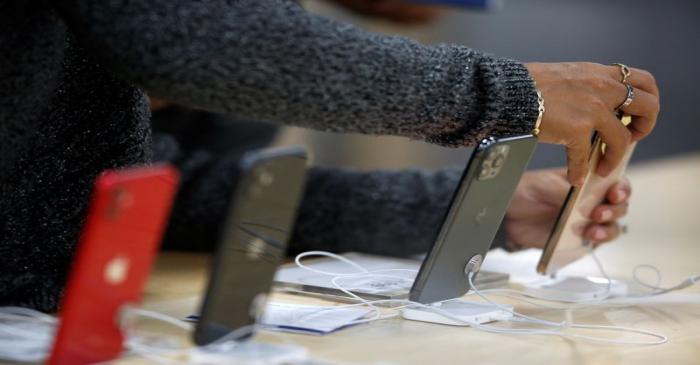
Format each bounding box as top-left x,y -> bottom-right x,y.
0,0 -> 538,311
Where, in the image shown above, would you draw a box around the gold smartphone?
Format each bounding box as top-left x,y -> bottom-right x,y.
537,116 -> 635,275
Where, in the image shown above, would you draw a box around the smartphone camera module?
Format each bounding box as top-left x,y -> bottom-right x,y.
478,145 -> 510,180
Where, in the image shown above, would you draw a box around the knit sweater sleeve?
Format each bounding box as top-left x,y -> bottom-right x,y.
55,0 -> 538,147
289,166 -> 509,257
153,131 -> 508,256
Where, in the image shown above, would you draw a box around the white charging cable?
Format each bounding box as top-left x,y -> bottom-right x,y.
0,305 -> 298,365
466,247 -> 699,309
487,246 -> 614,308
293,251 -> 669,345
0,307 -> 58,363
295,251 -> 418,323
0,305 -> 196,364
464,272 -> 670,345
119,306 -> 197,364
117,307 -> 387,365
2,249 -> 692,363
629,266 -> 699,298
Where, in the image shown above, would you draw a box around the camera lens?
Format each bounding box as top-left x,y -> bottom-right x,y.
258,171 -> 274,186
479,166 -> 491,179
492,154 -> 505,169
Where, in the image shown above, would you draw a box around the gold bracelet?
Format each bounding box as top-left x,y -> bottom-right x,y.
532,88 -> 545,136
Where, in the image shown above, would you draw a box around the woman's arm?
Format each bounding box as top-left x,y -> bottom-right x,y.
153,135 -> 498,256
291,166 -> 507,257
55,0 -> 538,147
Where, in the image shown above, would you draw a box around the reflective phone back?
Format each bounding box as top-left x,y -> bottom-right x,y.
194,147 -> 308,345
410,135 -> 537,304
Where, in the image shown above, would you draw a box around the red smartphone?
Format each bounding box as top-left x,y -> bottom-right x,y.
48,165 -> 179,365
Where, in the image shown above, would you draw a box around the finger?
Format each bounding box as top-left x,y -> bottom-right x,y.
591,203 -> 629,223
600,75 -> 659,141
616,87 -> 658,118
606,66 -> 659,96
606,178 -> 631,204
628,68 -> 660,97
539,168 -> 570,202
584,223 -> 621,243
620,89 -> 659,140
594,112 -> 632,177
566,137 -> 591,187
628,116 -> 655,142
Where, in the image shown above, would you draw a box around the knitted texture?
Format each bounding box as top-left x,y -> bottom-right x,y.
150,121 -> 474,258
0,40 -> 151,310
58,0 -> 539,144
290,167 -> 465,257
1,0 -> 538,311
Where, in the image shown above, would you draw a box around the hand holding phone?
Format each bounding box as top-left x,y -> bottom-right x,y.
537,116 -> 636,275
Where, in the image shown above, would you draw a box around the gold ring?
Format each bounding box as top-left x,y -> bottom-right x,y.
612,63 -> 631,84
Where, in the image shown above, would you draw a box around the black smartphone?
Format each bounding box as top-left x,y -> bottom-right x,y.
410,135 -> 537,304
194,147 -> 308,345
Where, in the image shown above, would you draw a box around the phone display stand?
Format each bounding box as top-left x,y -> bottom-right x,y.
401,299 -> 513,326
522,275 -> 628,302
190,341 -> 308,365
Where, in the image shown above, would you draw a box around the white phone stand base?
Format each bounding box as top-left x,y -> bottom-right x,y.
189,341 -> 308,365
523,276 -> 628,302
401,299 -> 513,326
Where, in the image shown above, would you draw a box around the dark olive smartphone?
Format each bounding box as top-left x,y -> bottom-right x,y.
194,147 -> 308,345
410,135 -> 538,304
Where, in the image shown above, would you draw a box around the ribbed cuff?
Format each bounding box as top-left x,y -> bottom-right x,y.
489,58 -> 540,137
421,52 -> 540,148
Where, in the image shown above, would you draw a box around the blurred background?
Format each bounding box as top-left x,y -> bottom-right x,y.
270,0 -> 699,171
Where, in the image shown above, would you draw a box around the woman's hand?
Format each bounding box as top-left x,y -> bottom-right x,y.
525,62 -> 660,186
504,168 -> 631,250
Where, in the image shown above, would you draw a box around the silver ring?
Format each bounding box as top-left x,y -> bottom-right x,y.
616,84 -> 635,112
612,63 -> 631,84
